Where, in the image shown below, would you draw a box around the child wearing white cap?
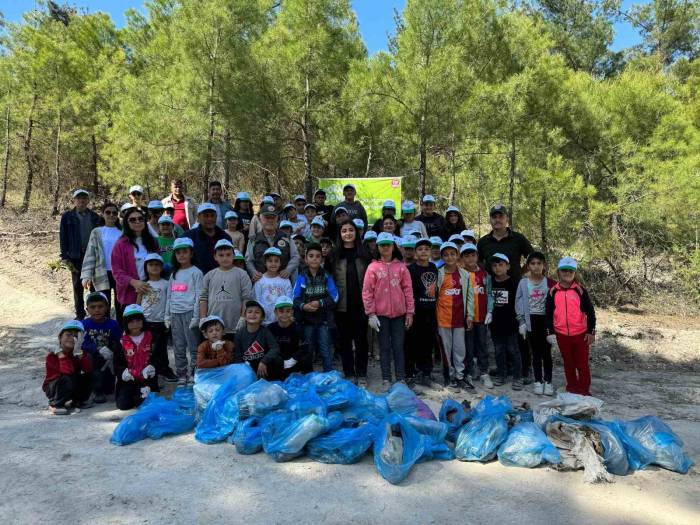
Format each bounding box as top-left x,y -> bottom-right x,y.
196,316 -> 234,369
399,200 -> 427,238
224,211 -> 246,254
254,247 -> 293,325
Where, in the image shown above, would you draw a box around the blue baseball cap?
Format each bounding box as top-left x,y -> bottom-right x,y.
224,211 -> 239,220
237,191 -> 251,201
123,304 -> 145,319
401,236 -> 416,249
279,220 -> 294,229
446,205 -> 460,214
144,253 -> 164,264
261,196 -> 274,204
363,231 -> 377,242
460,243 -> 477,254
448,234 -> 464,244
382,200 -> 396,210
376,232 -> 395,246
401,200 -> 416,213
59,319 -> 84,335
214,239 -> 234,250
158,215 -> 173,224
440,241 -> 459,254
199,315 -> 224,330
422,195 -> 436,203
353,218 -> 365,229
173,237 -> 194,250
197,203 -> 217,214
147,200 -> 163,210
558,256 -> 578,271
489,252 -> 510,264
311,216 -> 325,227
264,247 -> 282,257
274,296 -> 294,309
294,194 -> 306,202
430,236 -> 443,247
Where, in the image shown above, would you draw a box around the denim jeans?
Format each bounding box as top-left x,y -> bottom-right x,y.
304,323 -> 333,372
492,332 -> 522,381
377,316 -> 406,381
465,322 -> 490,376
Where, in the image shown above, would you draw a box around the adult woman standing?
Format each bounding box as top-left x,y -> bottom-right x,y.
330,220 -> 370,387
81,202 -> 123,323
111,207 -> 159,317
440,205 -> 467,241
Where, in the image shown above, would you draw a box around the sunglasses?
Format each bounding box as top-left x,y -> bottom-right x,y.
128,216 -> 145,224
104,210 -> 118,216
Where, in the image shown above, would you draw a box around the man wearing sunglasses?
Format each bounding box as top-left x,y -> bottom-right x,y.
60,189 -> 101,320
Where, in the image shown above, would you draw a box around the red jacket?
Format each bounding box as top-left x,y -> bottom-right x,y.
117,331 -> 153,381
545,282 -> 596,337
42,352 -> 92,392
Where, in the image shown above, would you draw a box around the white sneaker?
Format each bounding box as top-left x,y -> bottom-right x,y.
533,382 -> 544,395
544,382 -> 554,396
481,374 -> 494,389
381,379 -> 391,392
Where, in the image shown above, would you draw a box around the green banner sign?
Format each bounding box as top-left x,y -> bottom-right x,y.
318,177 -> 402,224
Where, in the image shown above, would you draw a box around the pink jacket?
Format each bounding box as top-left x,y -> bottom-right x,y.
362,259 -> 415,318
111,236 -> 140,306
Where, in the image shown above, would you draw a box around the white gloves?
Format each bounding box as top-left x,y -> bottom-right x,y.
122,368 -> 134,382
519,324 -> 528,339
189,317 -> 199,330
546,334 -> 558,347
140,386 -> 151,399
99,346 -> 113,361
211,340 -> 225,351
164,319 -> 171,330
484,312 -> 492,325
142,364 -> 156,379
368,315 -> 381,333
235,317 -> 246,332
284,358 -> 297,370
53,346 -> 63,355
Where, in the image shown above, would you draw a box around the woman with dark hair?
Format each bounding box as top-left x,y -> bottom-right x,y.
111,207 -> 159,317
233,191 -> 254,241
440,205 -> 467,241
81,202 -> 123,323
329,219 -> 370,386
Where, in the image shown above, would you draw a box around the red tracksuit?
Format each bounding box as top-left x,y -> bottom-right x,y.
545,282 -> 596,395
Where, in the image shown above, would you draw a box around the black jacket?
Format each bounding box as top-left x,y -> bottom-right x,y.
59,208 -> 100,265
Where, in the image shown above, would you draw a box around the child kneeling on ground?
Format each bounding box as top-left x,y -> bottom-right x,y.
196,315 -> 234,369
114,304 -> 159,410
234,300 -> 283,379
268,296 -> 312,378
43,320 -> 93,415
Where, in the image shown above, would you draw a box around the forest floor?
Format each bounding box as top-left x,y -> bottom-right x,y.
0,212 -> 698,524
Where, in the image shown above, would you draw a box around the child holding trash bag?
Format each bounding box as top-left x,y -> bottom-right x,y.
234,300 -> 283,379
268,296 -> 312,378
114,304 -> 159,410
516,251 -> 556,396
545,257 -> 596,396
362,232 -> 414,390
43,320 -> 94,415
436,241 -> 474,392
196,315 -> 234,369
81,291 -> 121,403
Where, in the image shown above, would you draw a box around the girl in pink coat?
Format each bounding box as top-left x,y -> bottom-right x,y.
362,232 -> 414,390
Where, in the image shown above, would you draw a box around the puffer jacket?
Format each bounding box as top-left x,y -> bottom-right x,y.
545,282 -> 596,336
362,259 -> 415,319
116,331 -> 154,382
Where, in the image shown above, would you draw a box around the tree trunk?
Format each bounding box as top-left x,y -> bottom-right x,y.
204,72 -> 216,201
418,115 -> 427,198
51,110 -> 62,216
223,128 -> 232,198
263,166 -> 271,194
540,193 -> 547,255
91,133 -> 99,196
508,138 -> 516,228
0,106 -> 10,208
364,136 -> 373,178
21,93 -> 38,213
448,149 -> 457,205
302,73 -> 313,199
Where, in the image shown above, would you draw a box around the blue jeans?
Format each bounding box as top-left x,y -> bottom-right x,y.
492,333 -> 521,381
465,322 -> 490,376
377,316 -> 406,381
304,323 -> 333,372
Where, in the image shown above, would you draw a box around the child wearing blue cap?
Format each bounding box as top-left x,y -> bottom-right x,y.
81,292 -> 121,403
254,247 -> 293,325
268,296 -> 312,378
224,211 -> 246,254
43,320 -> 93,414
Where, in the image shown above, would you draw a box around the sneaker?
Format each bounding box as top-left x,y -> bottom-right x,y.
418,372 -> 435,388
544,382 -> 554,396
522,375 -> 533,385
79,393 -> 95,409
492,376 -> 505,387
533,382 -> 544,395
381,379 -> 391,391
94,393 -> 107,404
357,377 -> 368,389
512,379 -> 523,391
481,374 -> 494,389
449,380 -> 460,392
48,405 -> 69,415
160,369 -> 179,383
459,376 -> 475,390
177,377 -> 187,387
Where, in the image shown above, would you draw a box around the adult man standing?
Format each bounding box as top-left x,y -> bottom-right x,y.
183,203 -> 232,274
477,204 -> 533,276
162,179 -> 197,231
60,189 -> 100,320
331,183 -> 367,226
313,189 -> 333,223
205,180 -> 233,229
245,203 -> 300,283
415,195 -> 445,239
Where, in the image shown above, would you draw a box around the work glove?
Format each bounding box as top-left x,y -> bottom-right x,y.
122,368 -> 134,382
53,346 -> 63,355
140,386 -> 151,399
211,340 -> 225,351
368,315 -> 381,333
546,334 -> 558,347
98,346 -> 113,361
164,319 -> 171,330
142,364 -> 156,379
284,358 -> 297,370
518,324 -> 528,340
235,317 -> 246,332
189,317 -> 199,330
484,312 -> 493,325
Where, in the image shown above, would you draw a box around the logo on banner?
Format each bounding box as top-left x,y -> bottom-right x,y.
391,179 -> 400,188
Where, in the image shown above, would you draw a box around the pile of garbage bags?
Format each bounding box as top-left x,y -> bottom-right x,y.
110,364 -> 694,484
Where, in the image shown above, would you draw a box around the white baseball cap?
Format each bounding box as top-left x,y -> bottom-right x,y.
129,185 -> 144,195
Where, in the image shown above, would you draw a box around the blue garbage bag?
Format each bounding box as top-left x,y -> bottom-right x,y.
507,408 -> 534,425
171,386 -> 195,414
285,386 -> 327,418
618,416 -> 694,474
262,411 -> 344,462
497,422 -> 561,468
420,438 -> 455,461
472,395 -> 513,417
305,372 -> 360,411
307,423 -> 378,464
111,394 -> 195,446
386,382 -> 435,420
455,414 -> 509,462
340,389 -> 389,425
439,399 -> 470,442
237,380 -> 289,419
405,415 -> 448,442
232,417 -> 264,455
373,412 -> 426,484
193,364 -> 256,419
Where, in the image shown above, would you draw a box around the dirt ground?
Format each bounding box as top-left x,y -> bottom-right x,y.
0,215 -> 699,524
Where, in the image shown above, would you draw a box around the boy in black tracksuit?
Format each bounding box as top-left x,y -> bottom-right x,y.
234,300 -> 283,379
405,238 -> 438,386
268,296 -> 312,378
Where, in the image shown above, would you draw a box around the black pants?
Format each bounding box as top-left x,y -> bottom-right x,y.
85,352 -> 115,395
46,374 -> 91,407
146,322 -> 172,375
115,377 -> 158,410
528,315 -> 552,383
518,329 -> 531,378
105,271 -> 123,326
336,309 -> 369,378
405,309 -> 435,377
71,261 -> 91,320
